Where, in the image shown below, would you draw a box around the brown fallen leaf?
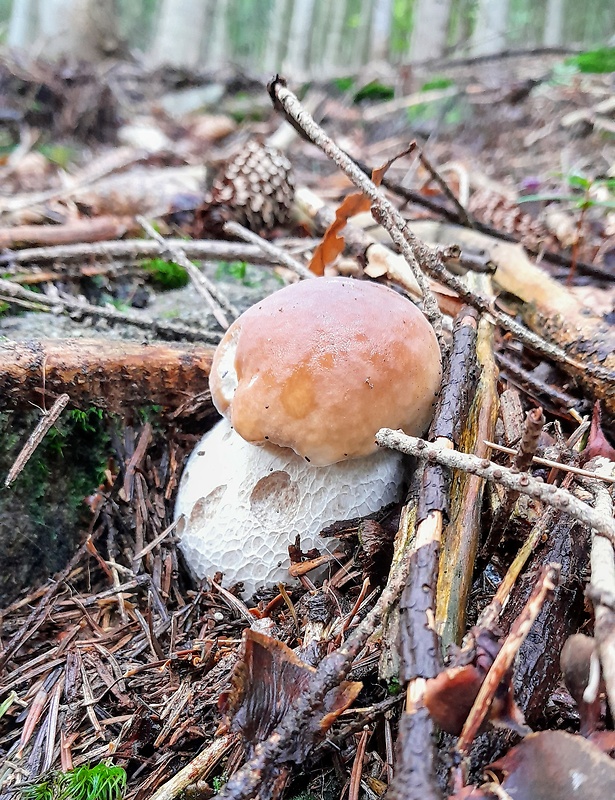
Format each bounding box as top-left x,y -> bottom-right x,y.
583,401 -> 615,463
219,628 -> 362,756
423,629 -> 526,736
308,144 -> 415,275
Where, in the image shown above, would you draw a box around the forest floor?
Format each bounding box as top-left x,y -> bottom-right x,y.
0,48 -> 614,800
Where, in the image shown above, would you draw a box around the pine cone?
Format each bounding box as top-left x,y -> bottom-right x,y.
468,188 -> 552,251
194,141 -> 294,236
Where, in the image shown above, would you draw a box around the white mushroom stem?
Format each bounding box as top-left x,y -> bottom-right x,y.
175,419 -> 407,596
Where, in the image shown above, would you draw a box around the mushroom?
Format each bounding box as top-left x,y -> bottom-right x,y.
175,276 -> 442,595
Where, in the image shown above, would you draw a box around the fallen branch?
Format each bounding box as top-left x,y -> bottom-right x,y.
149,734 -> 236,800
0,239 -> 284,267
223,221 -> 314,280
0,339 -> 214,413
375,429 -> 615,546
268,76 -> 445,349
5,393 -> 69,487
0,277 -> 219,343
138,216 -> 237,330
0,217 -> 135,249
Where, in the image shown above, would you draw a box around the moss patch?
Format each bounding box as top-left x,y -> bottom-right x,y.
0,408 -> 111,605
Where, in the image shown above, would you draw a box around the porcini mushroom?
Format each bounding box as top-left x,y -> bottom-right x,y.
175,276 -> 441,595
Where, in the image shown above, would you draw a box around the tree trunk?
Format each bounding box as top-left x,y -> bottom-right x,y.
369,0 -> 393,61
321,0 -> 347,72
470,0 -> 510,56
207,0 -> 230,67
543,0 -> 564,46
263,0 -> 289,73
352,0 -> 374,70
7,0 -> 38,50
150,0 -> 208,68
409,0 -> 452,62
283,0 -> 317,78
37,0 -> 121,61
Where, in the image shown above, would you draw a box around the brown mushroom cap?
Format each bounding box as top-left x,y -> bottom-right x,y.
210,276 -> 442,466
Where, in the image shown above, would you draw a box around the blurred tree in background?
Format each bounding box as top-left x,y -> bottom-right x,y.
2,0 -> 614,74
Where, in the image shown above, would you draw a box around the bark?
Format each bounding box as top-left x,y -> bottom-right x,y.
0,339 -> 214,414
369,0 -> 393,61
543,0 -> 564,46
37,0 -> 121,61
150,0 -> 208,68
436,306 -> 497,648
409,0 -> 452,62
471,0 -> 510,56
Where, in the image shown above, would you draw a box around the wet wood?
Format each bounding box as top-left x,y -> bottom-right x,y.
0,339 -> 214,413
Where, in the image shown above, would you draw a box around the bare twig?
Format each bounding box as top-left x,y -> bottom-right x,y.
5,393 -> 69,488
496,352 -> 581,411
0,239 -> 285,267
484,441 -> 615,484
138,216 -> 237,328
375,429 -> 615,546
0,277 -> 219,343
456,564 -> 559,756
268,77 -> 445,348
415,145 -> 474,229
223,221 -> 314,280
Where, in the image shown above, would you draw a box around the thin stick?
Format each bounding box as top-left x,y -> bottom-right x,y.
5,393 -> 69,488
0,239 -> 277,267
415,145 -> 474,228
268,77 -> 445,348
375,429 -> 615,546
223,221 -> 314,280
138,216 -> 238,328
149,734 -> 236,800
0,277 -> 219,343
586,460 -> 615,718
349,728 -> 370,800
484,440 -> 615,484
456,564 -> 559,756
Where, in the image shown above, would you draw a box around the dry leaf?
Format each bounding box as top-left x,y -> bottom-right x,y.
424,629 -> 527,735
219,629 -> 362,758
308,144 -> 415,276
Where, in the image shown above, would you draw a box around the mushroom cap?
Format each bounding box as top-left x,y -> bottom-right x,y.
210,276 -> 442,466
175,418 -> 405,595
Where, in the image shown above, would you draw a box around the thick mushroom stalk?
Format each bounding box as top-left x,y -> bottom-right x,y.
175,276 -> 442,594
175,418 -> 405,595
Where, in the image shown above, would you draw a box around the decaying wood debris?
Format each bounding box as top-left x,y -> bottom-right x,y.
1,51 -> 615,800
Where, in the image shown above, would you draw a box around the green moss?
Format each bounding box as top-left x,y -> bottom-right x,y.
353,80 -> 395,103
21,763 -> 126,800
566,47 -> 615,74
141,258 -> 189,289
0,407 -> 112,603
